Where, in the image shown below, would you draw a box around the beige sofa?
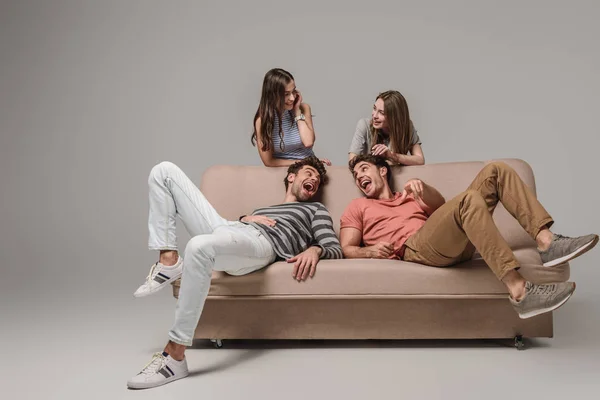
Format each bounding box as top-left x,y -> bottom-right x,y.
172,159 -> 569,348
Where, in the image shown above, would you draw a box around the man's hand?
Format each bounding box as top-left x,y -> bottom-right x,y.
403,179 -> 424,201
365,242 -> 395,258
371,144 -> 391,158
240,215 -> 277,227
287,246 -> 322,281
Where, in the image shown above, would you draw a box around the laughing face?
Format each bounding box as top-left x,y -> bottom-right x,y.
352,161 -> 388,199
288,165 -> 321,201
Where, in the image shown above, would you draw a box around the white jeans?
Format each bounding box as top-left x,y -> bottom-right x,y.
148,161 -> 276,346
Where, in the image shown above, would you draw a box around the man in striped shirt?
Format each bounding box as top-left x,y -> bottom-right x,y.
128,155 -> 341,390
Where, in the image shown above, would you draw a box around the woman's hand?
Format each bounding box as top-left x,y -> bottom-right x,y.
371,144 -> 391,158
293,90 -> 303,113
320,158 -> 332,166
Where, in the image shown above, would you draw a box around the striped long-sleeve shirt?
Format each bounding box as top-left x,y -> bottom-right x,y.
245,202 -> 343,260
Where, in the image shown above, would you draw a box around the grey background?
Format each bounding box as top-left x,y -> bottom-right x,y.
1,0 -> 598,399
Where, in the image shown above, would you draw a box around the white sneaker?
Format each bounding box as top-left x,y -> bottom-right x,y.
127,352 -> 189,390
134,256 -> 183,297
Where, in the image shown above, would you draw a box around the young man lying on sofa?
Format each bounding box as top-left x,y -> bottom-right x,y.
340,154 -> 598,319
128,156 -> 342,390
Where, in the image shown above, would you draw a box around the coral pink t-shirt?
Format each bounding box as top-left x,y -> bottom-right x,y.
340,192 -> 434,259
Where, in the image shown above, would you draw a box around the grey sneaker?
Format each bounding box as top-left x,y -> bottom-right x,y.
510,281 -> 576,319
539,233 -> 598,267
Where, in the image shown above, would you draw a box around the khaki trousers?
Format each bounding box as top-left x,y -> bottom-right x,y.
403,162 -> 553,280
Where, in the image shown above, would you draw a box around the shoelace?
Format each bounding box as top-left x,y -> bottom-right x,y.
529,284 -> 557,296
140,352 -> 166,375
553,234 -> 570,241
144,262 -> 160,283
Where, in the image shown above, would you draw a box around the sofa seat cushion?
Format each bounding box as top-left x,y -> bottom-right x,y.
188,248 -> 569,298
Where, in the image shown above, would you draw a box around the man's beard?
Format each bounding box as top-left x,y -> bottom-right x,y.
294,184 -> 310,202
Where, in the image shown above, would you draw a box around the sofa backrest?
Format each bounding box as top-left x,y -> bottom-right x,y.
200,158 -> 538,250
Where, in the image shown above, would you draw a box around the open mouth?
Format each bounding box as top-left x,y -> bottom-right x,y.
303,181 -> 315,194
359,178 -> 372,192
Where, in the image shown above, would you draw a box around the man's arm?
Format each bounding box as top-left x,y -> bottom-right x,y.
340,227 -> 368,258
311,205 -> 343,259
340,227 -> 394,259
403,179 -> 445,215
420,181 -> 445,213
340,199 -> 395,259
288,205 -> 342,281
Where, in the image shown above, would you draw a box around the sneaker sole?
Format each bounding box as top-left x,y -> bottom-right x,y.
133,268 -> 183,298
543,235 -> 599,267
127,371 -> 189,390
518,284 -> 576,319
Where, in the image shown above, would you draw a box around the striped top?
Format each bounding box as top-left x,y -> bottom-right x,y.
246,202 -> 343,260
272,110 -> 315,160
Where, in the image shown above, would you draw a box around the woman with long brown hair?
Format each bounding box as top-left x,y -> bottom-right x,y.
252,68 -> 331,167
348,90 -> 424,165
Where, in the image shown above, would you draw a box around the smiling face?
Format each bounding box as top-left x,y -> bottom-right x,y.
287,165 -> 321,201
283,80 -> 298,111
371,98 -> 388,131
352,160 -> 389,199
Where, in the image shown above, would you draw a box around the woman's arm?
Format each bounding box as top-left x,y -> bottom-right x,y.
348,119 -> 369,162
387,144 -> 425,166
255,117 -> 300,167
295,102 -> 315,148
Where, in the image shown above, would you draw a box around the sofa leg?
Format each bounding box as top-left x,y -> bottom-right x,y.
514,335 -> 525,350
210,339 -> 223,349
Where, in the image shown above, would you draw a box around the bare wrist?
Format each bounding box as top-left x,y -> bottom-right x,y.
390,153 -> 403,165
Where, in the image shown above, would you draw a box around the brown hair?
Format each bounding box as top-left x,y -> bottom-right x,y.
284,155 -> 327,190
370,90 -> 412,155
348,154 -> 392,186
251,68 -> 295,152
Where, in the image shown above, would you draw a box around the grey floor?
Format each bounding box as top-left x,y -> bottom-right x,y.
2,1 -> 600,399
3,282 -> 599,400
